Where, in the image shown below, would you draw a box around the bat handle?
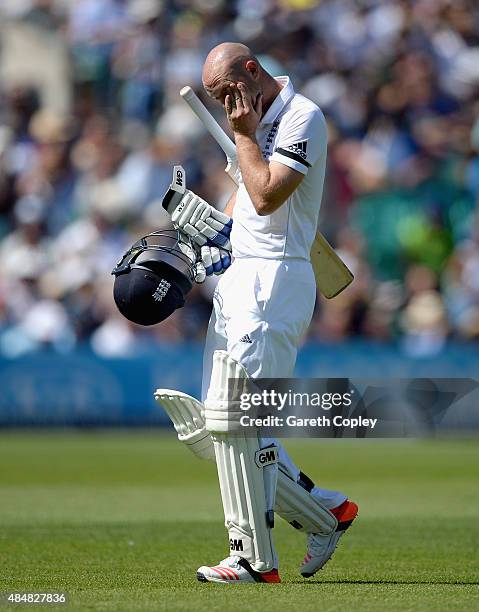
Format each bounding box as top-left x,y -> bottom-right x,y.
225,157 -> 240,186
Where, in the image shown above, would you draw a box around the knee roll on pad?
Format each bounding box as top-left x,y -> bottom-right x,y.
204,350 -> 251,433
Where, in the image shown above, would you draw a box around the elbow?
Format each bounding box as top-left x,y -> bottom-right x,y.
254,196 -> 280,217
256,204 -> 272,217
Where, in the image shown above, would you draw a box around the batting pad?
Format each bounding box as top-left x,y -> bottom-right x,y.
154,389 -> 214,461
275,466 -> 337,535
155,387 -> 337,537
213,432 -> 278,571
205,351 -> 278,571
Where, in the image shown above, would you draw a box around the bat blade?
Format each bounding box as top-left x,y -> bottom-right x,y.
310,232 -> 354,299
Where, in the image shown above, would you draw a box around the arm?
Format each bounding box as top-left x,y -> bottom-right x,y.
235,134 -> 303,216
225,82 -> 304,216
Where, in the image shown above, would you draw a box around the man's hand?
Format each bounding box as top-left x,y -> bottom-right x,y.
171,193 -> 232,249
225,82 -> 263,137
178,237 -> 231,284
200,245 -> 231,278
162,166 -> 233,249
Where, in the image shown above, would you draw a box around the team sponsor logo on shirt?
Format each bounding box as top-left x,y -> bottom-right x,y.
286,140 -> 308,159
275,139 -> 311,168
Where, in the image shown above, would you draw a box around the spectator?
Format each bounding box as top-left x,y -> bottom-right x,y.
0,0 -> 478,357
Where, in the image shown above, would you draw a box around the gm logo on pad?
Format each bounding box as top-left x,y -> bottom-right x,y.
229,538 -> 243,551
254,446 -> 278,468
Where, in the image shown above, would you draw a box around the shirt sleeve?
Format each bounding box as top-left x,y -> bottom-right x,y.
270,106 -> 327,175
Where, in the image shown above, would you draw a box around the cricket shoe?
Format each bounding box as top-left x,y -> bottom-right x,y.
300,499 -> 358,578
197,556 -> 281,584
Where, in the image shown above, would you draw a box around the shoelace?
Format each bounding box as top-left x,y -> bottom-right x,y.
218,555 -> 240,569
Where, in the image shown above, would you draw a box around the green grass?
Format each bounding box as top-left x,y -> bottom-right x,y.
0,433 -> 478,611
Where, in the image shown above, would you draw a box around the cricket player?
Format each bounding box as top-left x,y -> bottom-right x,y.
154,42 -> 358,584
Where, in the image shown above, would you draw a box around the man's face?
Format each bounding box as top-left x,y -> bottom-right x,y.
203,65 -> 261,109
203,75 -> 236,107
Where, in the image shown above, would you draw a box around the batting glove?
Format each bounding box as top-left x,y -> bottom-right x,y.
200,245 -> 231,277
177,236 -> 231,284
162,165 -> 232,250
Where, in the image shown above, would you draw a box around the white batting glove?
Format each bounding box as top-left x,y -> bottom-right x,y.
200,245 -> 232,277
177,235 -> 231,284
162,165 -> 232,250
177,237 -> 207,284
193,259 -> 207,284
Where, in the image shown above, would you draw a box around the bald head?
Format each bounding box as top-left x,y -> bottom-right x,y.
202,42 -> 263,105
203,42 -> 255,85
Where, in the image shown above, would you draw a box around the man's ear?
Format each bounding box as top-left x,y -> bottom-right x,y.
245,60 -> 259,80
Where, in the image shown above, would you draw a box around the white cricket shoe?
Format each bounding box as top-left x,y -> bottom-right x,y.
300,499 -> 359,578
197,556 -> 281,584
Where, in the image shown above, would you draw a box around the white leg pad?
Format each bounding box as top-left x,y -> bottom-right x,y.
155,386 -> 337,536
205,350 -> 278,572
154,389 -> 215,461
213,432 -> 278,571
276,467 -> 337,535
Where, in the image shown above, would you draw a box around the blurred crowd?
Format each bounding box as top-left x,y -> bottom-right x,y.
0,0 -> 479,358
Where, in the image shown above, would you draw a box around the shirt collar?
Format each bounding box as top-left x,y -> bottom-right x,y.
259,76 -> 295,127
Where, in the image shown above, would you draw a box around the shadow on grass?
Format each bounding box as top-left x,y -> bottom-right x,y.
292,579 -> 479,586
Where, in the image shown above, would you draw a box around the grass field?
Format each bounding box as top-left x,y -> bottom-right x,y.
1,433 -> 478,611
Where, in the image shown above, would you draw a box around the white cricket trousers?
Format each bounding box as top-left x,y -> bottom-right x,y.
202,257 -> 316,393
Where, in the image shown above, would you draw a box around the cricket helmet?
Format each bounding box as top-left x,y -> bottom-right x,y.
111,229 -> 195,326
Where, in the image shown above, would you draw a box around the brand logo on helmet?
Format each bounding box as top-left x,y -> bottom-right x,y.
152,279 -> 171,302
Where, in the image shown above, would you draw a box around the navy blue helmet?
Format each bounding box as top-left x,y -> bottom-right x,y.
112,229 -> 195,326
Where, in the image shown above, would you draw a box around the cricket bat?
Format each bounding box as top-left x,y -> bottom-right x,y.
180,86 -> 353,299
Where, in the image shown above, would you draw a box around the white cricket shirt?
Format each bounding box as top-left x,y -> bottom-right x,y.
231,76 -> 328,261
